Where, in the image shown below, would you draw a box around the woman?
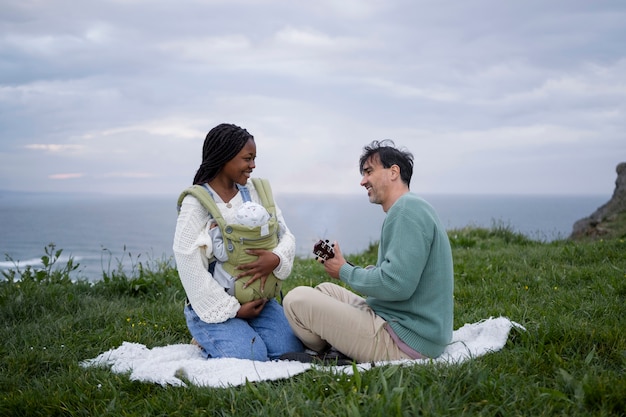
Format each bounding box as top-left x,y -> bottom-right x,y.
173,123 -> 303,360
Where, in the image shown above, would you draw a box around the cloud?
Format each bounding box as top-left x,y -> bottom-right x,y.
90,119 -> 205,140
158,35 -> 252,62
0,0 -> 625,196
25,144 -> 84,153
359,77 -> 460,101
48,173 -> 84,180
272,26 -> 368,51
98,172 -> 158,179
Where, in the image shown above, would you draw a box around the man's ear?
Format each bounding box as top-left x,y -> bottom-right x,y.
389,164 -> 401,180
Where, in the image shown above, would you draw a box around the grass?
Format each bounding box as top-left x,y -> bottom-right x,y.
1,226 -> 625,416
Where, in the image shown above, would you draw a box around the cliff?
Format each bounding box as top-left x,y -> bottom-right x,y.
570,162 -> 626,239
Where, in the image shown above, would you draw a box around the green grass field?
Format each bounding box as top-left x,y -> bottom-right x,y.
1,225 -> 625,416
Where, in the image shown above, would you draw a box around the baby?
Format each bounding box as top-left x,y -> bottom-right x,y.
206,201 -> 281,303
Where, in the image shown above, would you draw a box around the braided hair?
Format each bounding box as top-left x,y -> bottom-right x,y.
193,123 -> 254,185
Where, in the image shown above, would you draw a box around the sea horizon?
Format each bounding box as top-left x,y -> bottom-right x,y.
0,191 -> 609,282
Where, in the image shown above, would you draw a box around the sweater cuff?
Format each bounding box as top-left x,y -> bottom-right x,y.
338,262 -> 354,281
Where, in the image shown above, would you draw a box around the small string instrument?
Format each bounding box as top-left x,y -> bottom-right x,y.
313,239 -> 334,261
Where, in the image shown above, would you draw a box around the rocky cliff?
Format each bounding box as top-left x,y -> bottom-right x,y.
570,162 -> 626,239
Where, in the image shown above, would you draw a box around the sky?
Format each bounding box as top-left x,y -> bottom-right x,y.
1,0 -> 625,197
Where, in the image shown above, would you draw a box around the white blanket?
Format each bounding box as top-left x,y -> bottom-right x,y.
81,316 -> 523,388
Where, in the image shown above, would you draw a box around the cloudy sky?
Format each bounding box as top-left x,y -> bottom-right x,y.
1,0 -> 624,197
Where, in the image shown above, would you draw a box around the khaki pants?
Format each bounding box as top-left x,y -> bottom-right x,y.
282,282 -> 413,363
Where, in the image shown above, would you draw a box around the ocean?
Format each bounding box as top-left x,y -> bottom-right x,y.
0,192 -> 607,282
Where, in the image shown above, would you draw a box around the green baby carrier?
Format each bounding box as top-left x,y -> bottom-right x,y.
177,178 -> 281,303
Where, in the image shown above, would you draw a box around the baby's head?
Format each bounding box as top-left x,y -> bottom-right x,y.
235,201 -> 270,227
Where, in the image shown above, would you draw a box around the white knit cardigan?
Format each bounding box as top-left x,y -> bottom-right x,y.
172,179 -> 296,323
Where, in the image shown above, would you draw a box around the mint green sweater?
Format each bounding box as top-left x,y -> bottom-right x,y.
339,193 -> 454,358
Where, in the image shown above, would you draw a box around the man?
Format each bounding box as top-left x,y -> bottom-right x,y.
281,140 -> 454,363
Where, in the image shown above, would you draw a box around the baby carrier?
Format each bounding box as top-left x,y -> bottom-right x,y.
177,178 -> 281,303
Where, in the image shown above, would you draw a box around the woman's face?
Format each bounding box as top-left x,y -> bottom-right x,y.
221,138 -> 257,186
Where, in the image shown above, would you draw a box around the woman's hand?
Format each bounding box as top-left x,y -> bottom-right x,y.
235,249 -> 280,292
236,298 -> 267,319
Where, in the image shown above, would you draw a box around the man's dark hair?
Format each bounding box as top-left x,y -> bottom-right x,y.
359,140 -> 414,187
193,123 -> 254,184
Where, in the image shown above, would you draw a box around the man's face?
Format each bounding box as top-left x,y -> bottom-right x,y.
360,155 -> 390,206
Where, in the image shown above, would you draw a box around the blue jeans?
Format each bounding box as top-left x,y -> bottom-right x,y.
184,299 -> 304,361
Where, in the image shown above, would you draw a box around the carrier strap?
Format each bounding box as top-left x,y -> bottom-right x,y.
250,178 -> 275,217
177,178 -> 276,227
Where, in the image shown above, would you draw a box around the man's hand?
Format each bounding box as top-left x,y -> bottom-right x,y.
235,249 -> 280,292
320,241 -> 348,279
236,298 -> 268,319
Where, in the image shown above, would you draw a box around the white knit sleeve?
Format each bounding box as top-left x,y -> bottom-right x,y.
173,195 -> 240,323
272,203 -> 296,279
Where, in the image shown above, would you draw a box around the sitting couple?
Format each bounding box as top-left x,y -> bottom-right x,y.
173,123 -> 454,363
